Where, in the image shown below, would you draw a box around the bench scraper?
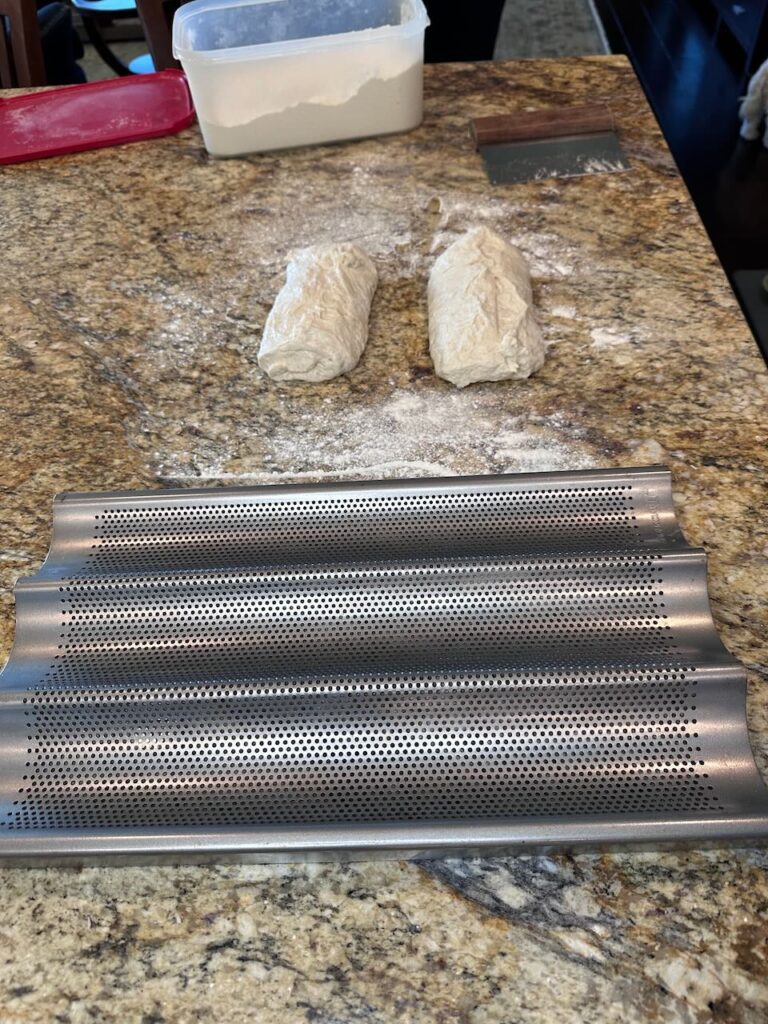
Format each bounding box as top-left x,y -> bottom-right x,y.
472,104 -> 630,185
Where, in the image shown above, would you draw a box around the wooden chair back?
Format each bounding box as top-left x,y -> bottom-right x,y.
0,0 -> 45,87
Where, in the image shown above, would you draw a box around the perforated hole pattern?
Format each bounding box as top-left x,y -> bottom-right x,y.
4,479 -> 724,832
84,485 -> 643,573
45,554 -> 674,688
10,671 -> 715,830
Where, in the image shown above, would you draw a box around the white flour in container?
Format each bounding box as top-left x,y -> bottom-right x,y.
199,63 -> 423,156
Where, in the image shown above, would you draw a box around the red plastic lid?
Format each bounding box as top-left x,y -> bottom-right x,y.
0,70 -> 196,166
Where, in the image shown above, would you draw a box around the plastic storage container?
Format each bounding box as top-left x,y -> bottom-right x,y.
173,0 -> 429,157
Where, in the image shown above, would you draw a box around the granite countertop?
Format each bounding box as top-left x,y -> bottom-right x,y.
2,57 -> 768,1023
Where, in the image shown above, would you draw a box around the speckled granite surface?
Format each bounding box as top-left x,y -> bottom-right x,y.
2,58 -> 768,1023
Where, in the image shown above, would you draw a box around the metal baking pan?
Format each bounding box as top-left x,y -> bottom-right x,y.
1,466 -> 767,864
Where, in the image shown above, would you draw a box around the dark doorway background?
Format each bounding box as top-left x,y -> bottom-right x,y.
585,0 -> 768,356
423,0 -> 507,62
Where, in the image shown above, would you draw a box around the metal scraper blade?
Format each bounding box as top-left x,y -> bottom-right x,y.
479,130 -> 631,185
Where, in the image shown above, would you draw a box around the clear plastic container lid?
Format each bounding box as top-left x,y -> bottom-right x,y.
173,0 -> 429,63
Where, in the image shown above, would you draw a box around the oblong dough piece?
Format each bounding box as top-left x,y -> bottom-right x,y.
258,242 -> 378,382
428,226 -> 546,388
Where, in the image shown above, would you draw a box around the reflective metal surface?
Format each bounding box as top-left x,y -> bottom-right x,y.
1,466 -> 766,863
479,132 -> 631,185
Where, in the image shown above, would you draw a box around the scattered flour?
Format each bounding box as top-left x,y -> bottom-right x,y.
590,327 -> 632,349
7,105 -> 142,142
164,388 -> 596,485
530,158 -> 627,180
582,158 -> 629,175
430,227 -> 575,278
432,195 -> 526,227
549,305 -> 578,320
431,196 -> 578,278
512,232 -> 576,278
223,176 -> 419,285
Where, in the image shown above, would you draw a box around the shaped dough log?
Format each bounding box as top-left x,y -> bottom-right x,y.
258,243 -> 378,382
428,226 -> 546,388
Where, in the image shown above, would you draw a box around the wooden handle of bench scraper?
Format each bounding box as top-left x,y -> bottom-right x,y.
471,104 -> 615,148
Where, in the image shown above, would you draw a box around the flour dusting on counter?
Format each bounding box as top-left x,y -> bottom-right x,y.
550,305 -> 578,319
217,184 -> 585,292
591,326 -> 633,348
430,195 -> 580,278
163,388 -> 596,485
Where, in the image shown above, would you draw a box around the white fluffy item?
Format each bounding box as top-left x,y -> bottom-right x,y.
740,57 -> 768,147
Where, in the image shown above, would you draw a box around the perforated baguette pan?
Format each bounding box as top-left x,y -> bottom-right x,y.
1,466 -> 767,864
